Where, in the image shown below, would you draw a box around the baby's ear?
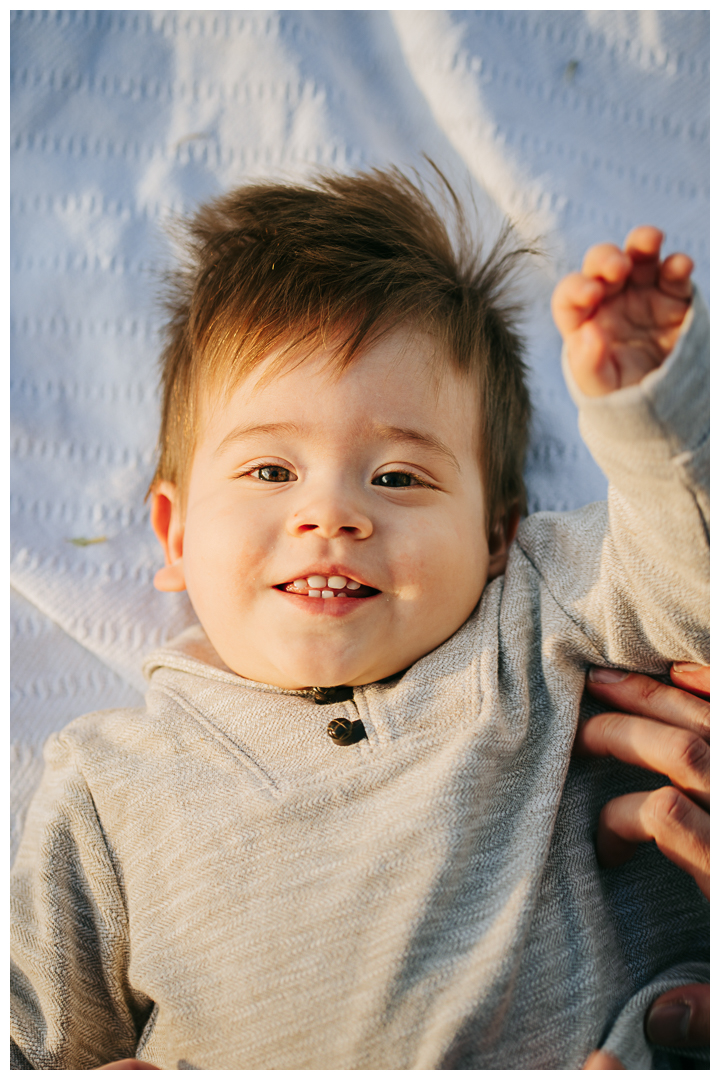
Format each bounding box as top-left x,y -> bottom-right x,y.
487,503 -> 521,581
150,481 -> 187,592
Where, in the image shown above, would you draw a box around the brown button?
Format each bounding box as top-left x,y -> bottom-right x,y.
327,718 -> 366,745
312,685 -> 354,704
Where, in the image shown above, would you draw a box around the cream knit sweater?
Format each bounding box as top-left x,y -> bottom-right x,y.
11,299 -> 709,1070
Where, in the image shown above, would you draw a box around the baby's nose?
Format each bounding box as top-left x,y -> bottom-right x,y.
287,493 -> 373,539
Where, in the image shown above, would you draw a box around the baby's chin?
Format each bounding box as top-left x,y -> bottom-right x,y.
218,647 -> 408,691
260,663 -> 403,691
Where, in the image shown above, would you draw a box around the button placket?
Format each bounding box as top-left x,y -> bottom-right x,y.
307,686 -> 367,745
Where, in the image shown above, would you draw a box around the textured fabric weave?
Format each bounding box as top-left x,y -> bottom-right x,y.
11,299 -> 709,1069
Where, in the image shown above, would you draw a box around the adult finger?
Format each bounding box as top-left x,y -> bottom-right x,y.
95,1061 -> 161,1070
583,1049 -> 625,1069
670,662 -> 709,699
645,983 -> 710,1048
586,984 -> 710,1066
585,669 -> 709,742
597,788 -> 709,898
574,712 -> 709,807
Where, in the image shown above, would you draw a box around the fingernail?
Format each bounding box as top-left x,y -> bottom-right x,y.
588,667 -> 629,683
672,661 -> 703,673
646,1002 -> 691,1046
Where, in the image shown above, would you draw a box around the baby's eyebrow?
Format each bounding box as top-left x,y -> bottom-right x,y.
214,421 -> 301,456
375,425 -> 461,472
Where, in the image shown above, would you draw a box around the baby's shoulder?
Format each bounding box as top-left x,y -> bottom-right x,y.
511,501 -> 607,578
45,705 -> 153,775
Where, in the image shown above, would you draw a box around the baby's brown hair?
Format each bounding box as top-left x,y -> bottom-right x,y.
151,165 -> 533,527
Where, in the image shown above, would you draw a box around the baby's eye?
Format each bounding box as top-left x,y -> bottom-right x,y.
372,471 -> 423,488
251,465 -> 297,483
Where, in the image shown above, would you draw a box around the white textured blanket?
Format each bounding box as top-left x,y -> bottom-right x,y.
10,10 -> 709,857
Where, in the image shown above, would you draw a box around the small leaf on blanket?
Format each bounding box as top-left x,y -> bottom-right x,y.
66,535 -> 108,546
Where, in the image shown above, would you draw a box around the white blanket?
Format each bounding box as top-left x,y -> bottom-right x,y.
11,9 -> 709,857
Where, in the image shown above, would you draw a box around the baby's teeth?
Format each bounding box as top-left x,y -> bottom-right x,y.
293,579 -> 308,590
346,580 -> 361,590
321,590 -> 333,599
308,590 -> 322,597
337,592 -> 348,597
307,575 -> 327,588
327,575 -> 347,589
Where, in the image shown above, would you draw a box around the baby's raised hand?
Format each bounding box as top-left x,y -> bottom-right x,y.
552,226 -> 693,397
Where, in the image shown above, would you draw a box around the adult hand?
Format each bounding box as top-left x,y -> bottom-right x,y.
578,663 -> 708,893
576,663 -> 709,1069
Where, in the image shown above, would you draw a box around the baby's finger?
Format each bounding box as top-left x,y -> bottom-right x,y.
596,787 -> 710,898
659,252 -> 694,300
623,224 -> 664,256
581,243 -> 632,294
566,320 -> 620,396
551,273 -> 604,336
624,225 -> 664,287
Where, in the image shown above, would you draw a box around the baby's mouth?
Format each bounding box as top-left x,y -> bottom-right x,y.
277,574 -> 380,599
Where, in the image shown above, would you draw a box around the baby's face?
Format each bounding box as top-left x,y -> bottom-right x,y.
154,327 -> 503,688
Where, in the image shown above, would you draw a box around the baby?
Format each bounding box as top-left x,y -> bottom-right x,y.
11,169 -> 708,1070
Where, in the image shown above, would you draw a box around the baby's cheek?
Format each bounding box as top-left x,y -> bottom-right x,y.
399,549 -> 485,613
384,542 -> 437,600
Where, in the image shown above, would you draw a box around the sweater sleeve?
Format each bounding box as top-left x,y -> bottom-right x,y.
10,730 -> 153,1069
516,289 -> 709,670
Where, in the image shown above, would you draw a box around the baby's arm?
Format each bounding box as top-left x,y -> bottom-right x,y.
11,731 -> 154,1069
551,225 -> 693,396
517,224 -> 708,673
548,230 -> 708,1069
